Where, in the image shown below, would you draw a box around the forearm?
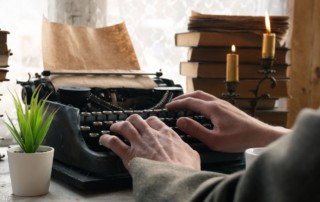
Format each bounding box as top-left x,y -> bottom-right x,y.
129,109 -> 319,202
129,157 -> 226,202
250,121 -> 291,148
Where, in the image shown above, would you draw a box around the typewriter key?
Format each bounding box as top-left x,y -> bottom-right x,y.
93,121 -> 103,126
104,121 -> 114,127
89,133 -> 100,138
92,111 -> 102,116
80,126 -> 91,131
81,112 -> 91,116
102,111 -> 113,115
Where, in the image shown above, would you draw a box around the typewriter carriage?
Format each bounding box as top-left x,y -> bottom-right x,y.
17,71 -> 184,111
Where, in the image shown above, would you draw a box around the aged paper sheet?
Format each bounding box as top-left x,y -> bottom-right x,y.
42,17 -> 156,89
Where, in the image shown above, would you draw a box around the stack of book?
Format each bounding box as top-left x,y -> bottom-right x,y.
175,11 -> 290,127
0,29 -> 10,81
0,28 -> 11,117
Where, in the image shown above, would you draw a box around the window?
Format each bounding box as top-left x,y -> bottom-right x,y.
0,0 -> 288,144
108,0 -> 289,86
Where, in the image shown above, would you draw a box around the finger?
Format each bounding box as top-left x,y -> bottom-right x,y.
99,134 -> 130,159
110,120 -> 141,143
145,116 -> 167,131
171,90 -> 217,102
126,114 -> 152,134
177,117 -> 215,143
166,98 -> 212,118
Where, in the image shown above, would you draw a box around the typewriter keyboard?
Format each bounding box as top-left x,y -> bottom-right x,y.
79,109 -> 213,152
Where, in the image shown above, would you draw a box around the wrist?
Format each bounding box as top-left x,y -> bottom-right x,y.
258,124 -> 291,147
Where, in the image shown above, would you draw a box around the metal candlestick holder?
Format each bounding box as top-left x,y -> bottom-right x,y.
250,58 -> 277,116
222,81 -> 239,105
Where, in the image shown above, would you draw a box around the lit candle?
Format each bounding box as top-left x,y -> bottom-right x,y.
226,45 -> 239,82
262,12 -> 276,59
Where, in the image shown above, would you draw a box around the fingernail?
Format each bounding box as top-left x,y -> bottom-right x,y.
178,118 -> 187,129
99,135 -> 106,145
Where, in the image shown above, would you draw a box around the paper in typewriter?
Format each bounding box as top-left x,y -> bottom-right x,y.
42,17 -> 156,89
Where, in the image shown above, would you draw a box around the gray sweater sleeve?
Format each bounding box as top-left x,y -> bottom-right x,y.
129,157 -> 227,202
129,108 -> 320,202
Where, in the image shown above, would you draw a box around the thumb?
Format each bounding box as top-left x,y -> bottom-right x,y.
176,117 -> 214,143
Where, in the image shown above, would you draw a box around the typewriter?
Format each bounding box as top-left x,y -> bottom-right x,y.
18,71 -> 245,190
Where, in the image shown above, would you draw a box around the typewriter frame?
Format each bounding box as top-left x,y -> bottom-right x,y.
20,72 -> 245,190
44,101 -> 244,190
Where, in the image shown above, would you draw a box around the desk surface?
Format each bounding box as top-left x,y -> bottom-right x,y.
0,147 -> 134,202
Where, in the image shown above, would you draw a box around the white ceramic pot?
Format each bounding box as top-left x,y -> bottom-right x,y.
7,145 -> 54,196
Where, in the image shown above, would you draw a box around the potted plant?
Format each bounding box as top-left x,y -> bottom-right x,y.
4,87 -> 57,196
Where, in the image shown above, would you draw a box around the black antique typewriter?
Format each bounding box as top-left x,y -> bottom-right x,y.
18,71 -> 245,190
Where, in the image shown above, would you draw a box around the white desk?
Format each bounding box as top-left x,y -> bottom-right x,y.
0,147 -> 134,202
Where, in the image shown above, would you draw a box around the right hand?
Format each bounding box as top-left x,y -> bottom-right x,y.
166,91 -> 290,152
99,114 -> 200,171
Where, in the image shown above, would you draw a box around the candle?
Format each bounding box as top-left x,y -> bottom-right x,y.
262,12 -> 276,59
226,45 -> 239,82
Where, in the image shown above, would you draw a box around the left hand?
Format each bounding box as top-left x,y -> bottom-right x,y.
99,114 -> 201,171
166,90 -> 289,152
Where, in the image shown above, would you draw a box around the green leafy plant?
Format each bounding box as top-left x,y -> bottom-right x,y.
5,87 -> 57,153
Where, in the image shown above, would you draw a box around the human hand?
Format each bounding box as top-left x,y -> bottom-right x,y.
99,114 -> 201,171
166,91 -> 290,152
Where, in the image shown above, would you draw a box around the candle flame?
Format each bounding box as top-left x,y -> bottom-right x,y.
231,44 -> 236,52
265,11 -> 271,33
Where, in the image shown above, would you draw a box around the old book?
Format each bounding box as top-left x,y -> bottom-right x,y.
188,11 -> 289,43
186,77 -> 289,98
175,31 -> 282,48
0,30 -> 9,43
180,62 -> 289,79
187,47 -> 288,64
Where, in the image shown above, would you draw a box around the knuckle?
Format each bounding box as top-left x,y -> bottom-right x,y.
121,121 -> 131,128
146,115 -> 157,121
183,97 -> 195,105
127,113 -> 140,121
100,135 -> 120,148
162,127 -> 172,134
108,135 -> 121,145
146,116 -> 158,123
194,90 -> 203,96
209,100 -> 222,111
111,121 -> 131,132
